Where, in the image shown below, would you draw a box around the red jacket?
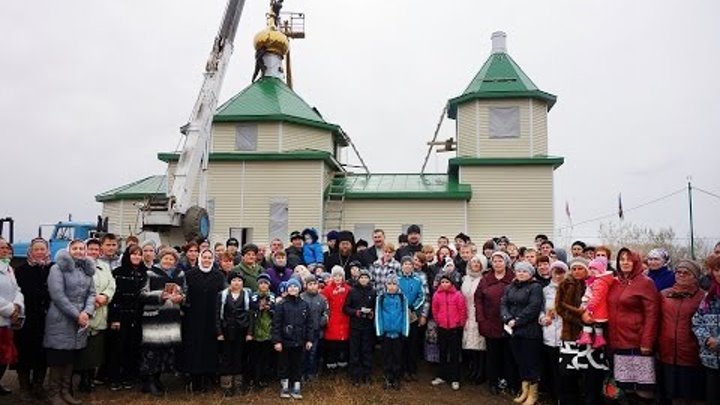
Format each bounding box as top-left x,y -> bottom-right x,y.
475,270 -> 514,339
607,249 -> 659,351
432,285 -> 467,329
321,280 -> 351,341
657,287 -> 703,367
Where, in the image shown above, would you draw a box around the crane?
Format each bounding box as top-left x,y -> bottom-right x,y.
141,0 -> 248,241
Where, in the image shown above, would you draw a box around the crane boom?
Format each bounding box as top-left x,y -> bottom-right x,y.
142,0 -> 247,241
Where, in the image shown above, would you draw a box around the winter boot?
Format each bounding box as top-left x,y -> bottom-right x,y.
576,326 -> 593,345
592,331 -> 607,349
290,381 -> 302,399
17,370 -> 33,402
60,365 -> 83,405
514,380 -> 529,403
233,375 -> 245,395
46,366 -> 66,405
220,375 -> 233,396
523,382 -> 539,405
77,370 -> 92,393
280,379 -> 290,398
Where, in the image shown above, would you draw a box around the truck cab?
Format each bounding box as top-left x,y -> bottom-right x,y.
12,221 -> 102,262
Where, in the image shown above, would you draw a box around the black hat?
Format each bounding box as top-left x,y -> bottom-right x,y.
455,232 -> 470,243
257,273 -> 271,285
290,231 -> 302,241
227,271 -> 245,283
356,239 -> 369,248
241,243 -> 259,256
407,224 -> 421,235
348,260 -> 362,268
398,233 -> 408,243
226,237 -> 240,247
337,230 -> 355,245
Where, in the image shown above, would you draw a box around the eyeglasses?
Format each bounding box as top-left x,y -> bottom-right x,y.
675,270 -> 692,276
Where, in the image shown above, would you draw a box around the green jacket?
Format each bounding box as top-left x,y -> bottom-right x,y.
231,262 -> 262,292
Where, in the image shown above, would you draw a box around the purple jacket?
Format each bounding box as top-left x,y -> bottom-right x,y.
264,266 -> 294,295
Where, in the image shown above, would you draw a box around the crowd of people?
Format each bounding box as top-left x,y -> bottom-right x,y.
0,227 -> 720,405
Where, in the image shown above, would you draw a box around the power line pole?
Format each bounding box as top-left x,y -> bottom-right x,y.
688,177 -> 695,260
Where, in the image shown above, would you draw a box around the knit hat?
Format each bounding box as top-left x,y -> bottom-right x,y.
442,258 -> 455,272
289,231 -> 302,241
140,240 -> 157,251
356,239 -> 369,249
326,230 -> 339,241
226,237 -> 239,247
358,268 -> 372,280
228,271 -> 244,283
158,248 -> 179,262
491,251 -> 511,268
400,256 -> 414,266
439,273 -> 454,283
648,248 -> 670,265
287,278 -> 302,291
406,224 -> 421,235
589,257 -> 608,274
257,273 -> 271,285
349,260 -> 362,268
514,261 -> 536,276
241,243 -> 259,256
568,257 -> 590,270
331,265 -> 345,279
549,261 -> 569,274
676,259 -> 702,279
279,281 -> 289,294
385,274 -> 399,285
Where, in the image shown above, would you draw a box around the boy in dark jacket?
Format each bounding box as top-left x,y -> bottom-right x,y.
343,269 -> 377,385
299,275 -> 328,381
216,273 -> 251,396
272,278 -> 314,399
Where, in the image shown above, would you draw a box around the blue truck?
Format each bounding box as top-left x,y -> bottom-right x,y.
3,216 -> 107,265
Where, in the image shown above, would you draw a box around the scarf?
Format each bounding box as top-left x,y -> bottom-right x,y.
466,266 -> 483,279
666,280 -> 699,298
26,238 -> 51,267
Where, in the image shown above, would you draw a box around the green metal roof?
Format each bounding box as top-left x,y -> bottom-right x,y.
448,156 -> 564,177
214,77 -> 347,146
157,150 -> 343,172
336,174 -> 472,200
95,175 -> 166,202
447,52 -> 557,119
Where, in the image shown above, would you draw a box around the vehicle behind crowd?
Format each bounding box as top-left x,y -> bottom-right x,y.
0,232 -> 719,405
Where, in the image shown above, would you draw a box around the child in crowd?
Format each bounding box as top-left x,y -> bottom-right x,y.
300,275 -> 328,381
431,274 -> 467,391
434,258 -> 462,290
216,272 -> 251,396
577,257 -> 613,348
248,274 -> 276,388
321,266 -> 351,371
375,275 -> 409,390
272,278 -> 314,399
301,228 -> 324,268
344,269 -> 376,385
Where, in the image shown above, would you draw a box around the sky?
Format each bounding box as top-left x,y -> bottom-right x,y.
2,0 -> 719,247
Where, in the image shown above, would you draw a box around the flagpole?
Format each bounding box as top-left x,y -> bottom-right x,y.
688,177 -> 695,260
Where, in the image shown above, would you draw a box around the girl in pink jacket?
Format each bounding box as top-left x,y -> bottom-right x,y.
430,274 -> 467,390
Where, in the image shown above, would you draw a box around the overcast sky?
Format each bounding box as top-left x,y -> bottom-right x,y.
2,0 -> 719,248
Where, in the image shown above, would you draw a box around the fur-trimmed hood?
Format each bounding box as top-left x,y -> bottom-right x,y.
55,250 -> 95,277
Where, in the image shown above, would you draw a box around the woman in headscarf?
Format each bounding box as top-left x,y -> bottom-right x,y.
658,259 -> 705,404
607,247 -> 659,404
647,247 -> 675,292
692,254 -> 720,405
0,237 -> 24,396
44,239 -> 96,405
182,248 -> 225,393
461,254 -> 486,384
13,238 -> 51,400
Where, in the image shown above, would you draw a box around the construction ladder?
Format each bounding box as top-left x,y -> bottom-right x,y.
323,173 -> 347,233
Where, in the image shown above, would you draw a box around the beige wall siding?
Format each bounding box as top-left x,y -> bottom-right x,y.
460,165 -> 554,246
282,123 -> 333,153
456,99 -> 544,158
211,123 -> 279,152
207,161 -> 323,245
457,103 -> 477,157
341,200 -> 466,245
102,199 -> 143,238
531,100 -> 548,156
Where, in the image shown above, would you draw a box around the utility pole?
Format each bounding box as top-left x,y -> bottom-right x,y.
688,177 -> 695,260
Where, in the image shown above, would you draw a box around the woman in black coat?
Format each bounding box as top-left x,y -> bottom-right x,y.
500,261 -> 544,405
14,238 -> 52,400
182,249 -> 225,393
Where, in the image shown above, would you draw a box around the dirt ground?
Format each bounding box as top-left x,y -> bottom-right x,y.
0,362 -> 520,405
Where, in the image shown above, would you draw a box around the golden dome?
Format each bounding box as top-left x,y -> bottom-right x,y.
253,13 -> 289,56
